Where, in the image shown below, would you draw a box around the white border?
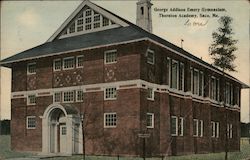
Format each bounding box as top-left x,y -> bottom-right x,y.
104,112 -> 117,128
146,113 -> 154,129
26,116 -> 36,129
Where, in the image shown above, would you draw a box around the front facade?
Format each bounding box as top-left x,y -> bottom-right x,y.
1,0 -> 247,157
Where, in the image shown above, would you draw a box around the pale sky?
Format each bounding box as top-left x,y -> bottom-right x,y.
0,0 -> 249,122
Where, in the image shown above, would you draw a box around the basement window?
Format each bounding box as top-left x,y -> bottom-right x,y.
104,113 -> 117,128
27,116 -> 36,129
27,63 -> 36,75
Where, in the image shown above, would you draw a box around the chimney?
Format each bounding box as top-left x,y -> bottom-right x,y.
136,0 -> 153,33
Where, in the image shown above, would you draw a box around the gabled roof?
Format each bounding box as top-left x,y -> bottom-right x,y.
0,0 -> 248,88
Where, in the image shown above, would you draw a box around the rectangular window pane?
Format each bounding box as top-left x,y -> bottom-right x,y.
166,58 -> 170,85
27,116 -> 36,129
146,113 -> 154,128
171,116 -> 178,136
104,113 -> 117,127
105,50 -> 117,64
76,90 -> 84,102
193,119 -> 198,136
69,23 -> 75,33
77,56 -> 84,68
179,117 -> 184,136
105,87 -> 117,100
199,72 -> 204,96
103,17 -> 109,26
54,92 -> 61,103
54,59 -> 61,71
63,91 -> 74,102
27,63 -> 36,74
63,57 -> 74,69
28,94 -> 36,105
179,63 -> 184,91
147,50 -> 155,64
193,70 -> 199,95
171,61 -> 178,89
147,88 -> 153,100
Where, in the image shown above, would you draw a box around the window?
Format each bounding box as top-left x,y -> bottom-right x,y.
27,94 -> 36,105
225,82 -> 233,105
85,17 -> 92,24
76,90 -> 84,102
54,92 -> 61,103
85,9 -> 92,16
171,60 -> 178,89
53,59 -> 61,71
147,113 -> 154,128
179,63 -> 184,91
103,17 -> 109,26
27,116 -> 36,129
63,57 -> 74,70
211,121 -> 219,138
27,63 -> 36,74
179,117 -> 184,136
105,87 -> 117,100
69,23 -> 75,33
94,14 -> 100,22
63,91 -> 74,102
85,24 -> 92,30
193,69 -> 199,95
166,58 -> 171,85
210,77 -> 220,101
61,126 -> 67,135
193,119 -> 199,137
147,88 -> 154,100
76,56 -> 84,68
105,50 -> 117,64
194,119 -> 203,137
199,120 -> 204,137
147,49 -> 155,64
104,113 -> 117,128
227,124 -> 233,138
94,23 -> 100,28
191,68 -> 204,96
171,116 -> 178,136
235,87 -> 240,105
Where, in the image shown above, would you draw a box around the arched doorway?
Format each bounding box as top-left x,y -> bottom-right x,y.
41,104 -> 83,155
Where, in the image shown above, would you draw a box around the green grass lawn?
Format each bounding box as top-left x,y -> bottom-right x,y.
0,135 -> 250,160
0,135 -> 34,159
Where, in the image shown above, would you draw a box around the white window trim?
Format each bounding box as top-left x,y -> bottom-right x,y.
167,57 -> 171,86
104,49 -> 117,64
200,71 -> 204,97
27,94 -> 36,105
76,55 -> 84,68
179,117 -> 184,136
104,87 -> 117,100
200,120 -> 203,137
53,59 -> 61,71
63,57 -> 75,70
26,116 -> 36,129
147,87 -> 154,101
76,90 -> 84,102
211,121 -> 216,138
27,62 -> 36,75
193,119 -> 199,137
147,49 -> 155,65
171,116 -> 178,136
146,113 -> 154,129
62,90 -> 75,103
104,113 -> 117,128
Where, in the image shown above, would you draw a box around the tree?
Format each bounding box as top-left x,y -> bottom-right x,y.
209,16 -> 238,160
209,16 -> 238,72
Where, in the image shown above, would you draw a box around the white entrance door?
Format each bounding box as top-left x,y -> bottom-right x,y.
60,124 -> 67,153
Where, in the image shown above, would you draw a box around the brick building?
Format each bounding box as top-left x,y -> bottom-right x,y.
0,0 -> 248,157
